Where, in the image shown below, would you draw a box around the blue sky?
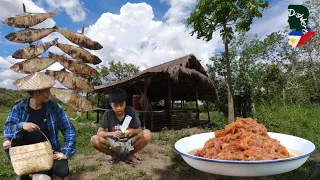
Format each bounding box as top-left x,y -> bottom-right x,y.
0,0 -> 304,89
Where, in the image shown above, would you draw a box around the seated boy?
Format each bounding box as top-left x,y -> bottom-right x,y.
91,88 -> 151,165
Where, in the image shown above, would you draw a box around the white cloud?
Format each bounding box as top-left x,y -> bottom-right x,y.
85,2 -> 222,70
44,0 -> 86,22
162,0 -> 197,23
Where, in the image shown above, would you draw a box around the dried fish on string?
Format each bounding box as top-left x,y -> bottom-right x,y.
10,57 -> 56,74
13,73 -> 48,87
13,75 -> 32,87
50,87 -> 101,112
55,42 -> 102,65
45,69 -> 94,92
3,9 -> 55,28
54,26 -> 103,50
5,27 -> 55,44
48,52 -> 99,76
12,38 -> 58,59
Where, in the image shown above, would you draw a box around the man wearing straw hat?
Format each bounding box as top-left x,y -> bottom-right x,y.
2,72 -> 76,180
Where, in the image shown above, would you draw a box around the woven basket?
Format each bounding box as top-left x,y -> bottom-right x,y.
9,131 -> 53,176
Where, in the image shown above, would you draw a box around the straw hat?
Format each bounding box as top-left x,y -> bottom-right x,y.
18,72 -> 55,91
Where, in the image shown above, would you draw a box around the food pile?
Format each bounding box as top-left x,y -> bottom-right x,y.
195,117 -> 290,161
3,4 -> 103,113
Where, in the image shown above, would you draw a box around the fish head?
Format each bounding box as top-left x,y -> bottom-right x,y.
10,63 -> 23,72
3,17 -> 14,26
93,56 -> 102,65
94,42 -> 103,50
5,32 -> 17,41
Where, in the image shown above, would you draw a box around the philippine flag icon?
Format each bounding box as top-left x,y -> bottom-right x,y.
288,27 -> 315,47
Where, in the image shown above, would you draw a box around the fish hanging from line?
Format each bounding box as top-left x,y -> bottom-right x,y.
5,27 -> 55,44
45,69 -> 94,92
50,87 -> 102,112
2,4 -> 56,28
54,25 -> 103,50
13,75 -> 32,87
10,57 -> 56,74
48,52 -> 99,76
12,38 -> 58,59
54,42 -> 102,65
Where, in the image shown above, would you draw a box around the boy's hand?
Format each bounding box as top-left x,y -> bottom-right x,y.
112,131 -> 123,139
125,129 -> 134,137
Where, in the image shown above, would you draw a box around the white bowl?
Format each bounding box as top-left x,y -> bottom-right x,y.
174,132 -> 316,177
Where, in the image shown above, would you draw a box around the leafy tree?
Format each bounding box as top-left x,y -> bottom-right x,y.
100,61 -> 140,83
188,0 -> 269,123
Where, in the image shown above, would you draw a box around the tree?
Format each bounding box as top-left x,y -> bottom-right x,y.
100,61 -> 140,83
187,0 -> 269,123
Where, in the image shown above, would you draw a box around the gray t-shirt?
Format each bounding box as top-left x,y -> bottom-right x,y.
99,106 -> 141,132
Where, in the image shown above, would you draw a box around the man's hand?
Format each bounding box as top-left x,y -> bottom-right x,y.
111,131 -> 123,139
22,122 -> 40,132
53,152 -> 67,160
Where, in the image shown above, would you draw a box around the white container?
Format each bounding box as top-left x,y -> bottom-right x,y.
174,132 -> 316,177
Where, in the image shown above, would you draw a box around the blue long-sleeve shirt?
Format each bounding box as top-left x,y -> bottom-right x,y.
3,98 -> 76,159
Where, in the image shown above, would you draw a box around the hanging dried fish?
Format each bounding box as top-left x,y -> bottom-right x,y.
12,38 -> 58,59
5,27 -> 55,44
54,25 -> 103,50
3,4 -> 55,28
45,69 -> 94,92
10,57 -> 56,74
55,42 -> 102,65
13,75 -> 32,87
50,87 -> 100,112
48,52 -> 99,76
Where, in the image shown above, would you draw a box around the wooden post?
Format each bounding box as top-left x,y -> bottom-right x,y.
67,104 -> 72,120
195,83 -> 199,121
96,92 -> 100,123
86,93 -> 89,119
207,101 -> 210,121
180,100 -> 183,108
143,77 -> 151,130
167,78 -> 172,128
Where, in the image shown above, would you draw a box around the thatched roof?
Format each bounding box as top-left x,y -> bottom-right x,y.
94,54 -> 216,101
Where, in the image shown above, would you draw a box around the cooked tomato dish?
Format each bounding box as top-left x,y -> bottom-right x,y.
194,117 -> 290,161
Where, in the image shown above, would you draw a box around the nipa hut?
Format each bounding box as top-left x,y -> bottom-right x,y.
94,54 -> 217,131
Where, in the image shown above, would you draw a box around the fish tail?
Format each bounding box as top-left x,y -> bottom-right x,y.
48,51 -> 55,58
53,25 -> 59,31
50,9 -> 56,16
45,70 -> 55,76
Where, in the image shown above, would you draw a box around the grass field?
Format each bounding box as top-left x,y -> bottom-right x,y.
0,104 -> 319,180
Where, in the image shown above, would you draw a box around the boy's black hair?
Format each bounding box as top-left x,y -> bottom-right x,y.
108,88 -> 127,104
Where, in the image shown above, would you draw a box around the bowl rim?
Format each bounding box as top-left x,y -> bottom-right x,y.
174,132 -> 317,164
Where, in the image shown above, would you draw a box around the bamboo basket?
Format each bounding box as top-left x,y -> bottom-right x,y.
9,131 -> 53,176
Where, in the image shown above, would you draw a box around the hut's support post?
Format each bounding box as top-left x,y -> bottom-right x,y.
167,78 -> 172,128
143,78 -> 150,130
96,92 -> 100,123
180,100 -> 183,108
86,93 -> 89,119
195,83 -> 199,121
207,101 -> 210,121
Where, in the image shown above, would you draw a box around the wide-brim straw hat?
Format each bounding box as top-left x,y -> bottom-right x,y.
18,72 -> 55,91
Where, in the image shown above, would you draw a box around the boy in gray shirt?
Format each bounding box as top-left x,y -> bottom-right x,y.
91,88 -> 151,165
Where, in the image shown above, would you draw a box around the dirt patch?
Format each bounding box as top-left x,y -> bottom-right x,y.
65,139 -> 174,180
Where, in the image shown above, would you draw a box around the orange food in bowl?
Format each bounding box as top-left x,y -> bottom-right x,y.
195,117 -> 290,161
